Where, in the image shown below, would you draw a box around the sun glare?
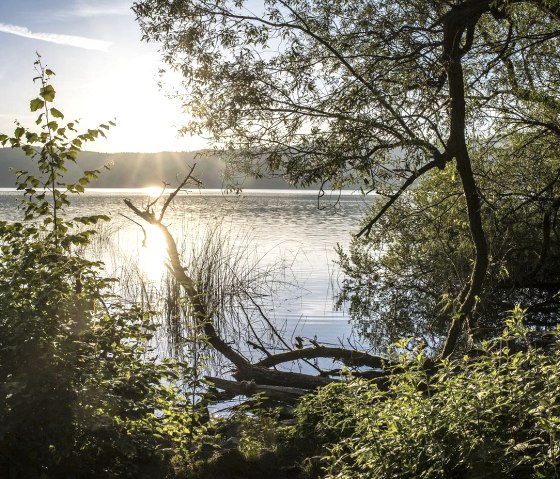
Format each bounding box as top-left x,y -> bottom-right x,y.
139,223 -> 168,280
142,185 -> 165,198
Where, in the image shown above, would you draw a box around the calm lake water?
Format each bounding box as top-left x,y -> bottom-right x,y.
0,188 -> 374,357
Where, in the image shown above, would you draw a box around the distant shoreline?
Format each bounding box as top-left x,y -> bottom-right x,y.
0,187 -> 369,197
0,148 -> 366,191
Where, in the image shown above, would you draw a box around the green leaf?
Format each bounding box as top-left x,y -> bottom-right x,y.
50,107 -> 64,119
22,145 -> 35,157
14,127 -> 25,139
25,132 -> 38,143
39,84 -> 56,102
84,170 -> 99,179
30,98 -> 45,112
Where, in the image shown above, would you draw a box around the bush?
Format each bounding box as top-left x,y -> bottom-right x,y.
294,308 -> 560,479
0,57 -> 199,478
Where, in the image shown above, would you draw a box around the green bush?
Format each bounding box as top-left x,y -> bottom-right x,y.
295,308 -> 560,479
0,57 -> 199,478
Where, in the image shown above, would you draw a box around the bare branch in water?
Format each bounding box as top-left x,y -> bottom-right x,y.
124,167 -> 391,397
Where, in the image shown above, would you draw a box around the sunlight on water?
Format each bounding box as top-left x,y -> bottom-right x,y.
142,185 -> 166,197
138,223 -> 168,280
0,189 -> 374,347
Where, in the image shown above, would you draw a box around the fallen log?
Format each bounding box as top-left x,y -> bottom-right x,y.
206,376 -> 311,403
124,171 -> 391,395
234,365 -> 334,389
255,346 -> 388,370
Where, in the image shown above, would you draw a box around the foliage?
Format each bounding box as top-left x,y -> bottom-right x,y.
230,400 -> 283,461
133,0 -> 449,187
293,308 -> 560,479
134,0 -> 560,355
187,402 -> 297,479
338,145 -> 560,347
0,57 -> 200,478
132,0 -> 560,192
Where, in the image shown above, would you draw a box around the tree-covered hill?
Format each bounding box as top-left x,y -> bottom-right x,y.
0,148 -> 292,189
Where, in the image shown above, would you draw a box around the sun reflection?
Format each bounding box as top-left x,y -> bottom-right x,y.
139,223 -> 168,280
142,185 -> 165,198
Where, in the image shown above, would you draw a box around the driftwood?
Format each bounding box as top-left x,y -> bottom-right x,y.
124,167 -> 389,398
206,376 -> 311,403
255,346 -> 387,369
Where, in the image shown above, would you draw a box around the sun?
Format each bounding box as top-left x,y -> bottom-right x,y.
142,185 -> 166,198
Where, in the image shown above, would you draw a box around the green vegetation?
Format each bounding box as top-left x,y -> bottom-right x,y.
338,149 -> 560,348
4,0 -> 560,473
0,57 -> 202,478
294,310 -> 560,478
179,310 -> 560,479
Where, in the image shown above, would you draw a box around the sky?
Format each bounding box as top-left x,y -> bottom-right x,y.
0,0 -> 207,153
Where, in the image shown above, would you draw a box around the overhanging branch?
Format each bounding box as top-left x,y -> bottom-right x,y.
357,154 -> 449,238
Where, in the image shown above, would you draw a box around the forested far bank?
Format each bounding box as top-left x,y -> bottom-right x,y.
0,148 -> 292,189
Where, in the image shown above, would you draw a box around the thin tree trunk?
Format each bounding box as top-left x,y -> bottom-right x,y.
440,13 -> 489,359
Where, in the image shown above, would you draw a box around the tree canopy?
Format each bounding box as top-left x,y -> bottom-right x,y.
134,0 -> 560,355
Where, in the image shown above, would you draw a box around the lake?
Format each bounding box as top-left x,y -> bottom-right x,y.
0,188 -> 374,363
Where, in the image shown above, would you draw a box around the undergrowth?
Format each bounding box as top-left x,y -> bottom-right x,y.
292,307 -> 560,478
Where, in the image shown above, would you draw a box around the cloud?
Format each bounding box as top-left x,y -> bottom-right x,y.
0,23 -> 111,51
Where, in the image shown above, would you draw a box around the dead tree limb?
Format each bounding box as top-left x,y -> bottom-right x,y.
206,376 -> 311,404
255,346 -> 389,370
124,194 -> 250,370
124,171 -> 384,393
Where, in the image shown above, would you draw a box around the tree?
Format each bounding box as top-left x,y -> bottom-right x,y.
338,148 -> 560,348
134,0 -> 560,356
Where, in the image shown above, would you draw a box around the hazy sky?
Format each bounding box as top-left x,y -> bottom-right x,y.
0,0 -> 206,153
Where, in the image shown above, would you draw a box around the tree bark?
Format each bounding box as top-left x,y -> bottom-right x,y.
439,8 -> 489,359
206,376 -> 312,403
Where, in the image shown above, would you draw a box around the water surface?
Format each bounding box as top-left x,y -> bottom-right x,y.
0,188 -> 373,355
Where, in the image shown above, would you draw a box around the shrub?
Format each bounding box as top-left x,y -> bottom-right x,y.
295,308 -> 560,479
0,57 -> 199,478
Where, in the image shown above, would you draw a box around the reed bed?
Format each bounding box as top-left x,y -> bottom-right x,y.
76,213 -> 297,373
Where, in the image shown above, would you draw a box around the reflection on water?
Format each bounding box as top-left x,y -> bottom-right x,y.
138,223 -> 169,281
0,188 -> 374,351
